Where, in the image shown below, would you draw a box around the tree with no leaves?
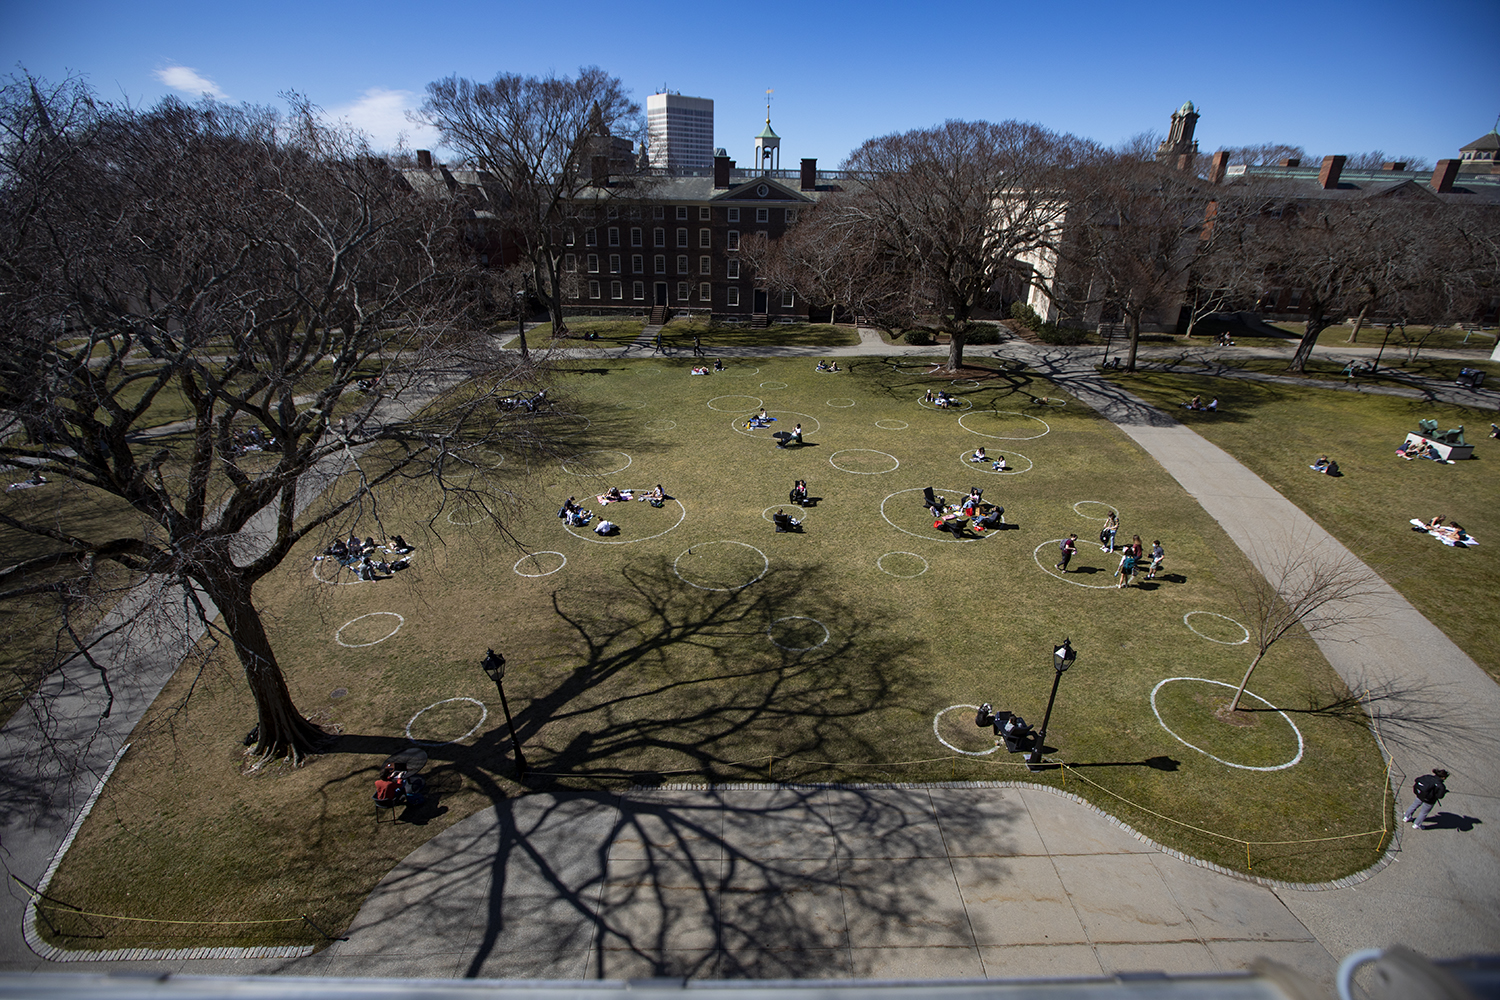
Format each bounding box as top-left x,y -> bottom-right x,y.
1229,546 -> 1380,712
838,120 -> 1100,370
414,67 -> 644,338
0,78 -> 537,762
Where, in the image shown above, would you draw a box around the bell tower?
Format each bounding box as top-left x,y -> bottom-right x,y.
754,89 -> 780,174
1155,100 -> 1200,169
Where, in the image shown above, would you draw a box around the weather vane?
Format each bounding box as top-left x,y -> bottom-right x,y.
765,88 -> 773,122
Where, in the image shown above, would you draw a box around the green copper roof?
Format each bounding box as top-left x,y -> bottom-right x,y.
1180,100 -> 1196,115
757,121 -> 780,140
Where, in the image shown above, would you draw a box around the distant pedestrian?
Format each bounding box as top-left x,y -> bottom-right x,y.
693,333 -> 703,356
1403,769 -> 1449,829
1147,540 -> 1164,579
653,331 -> 663,355
1056,534 -> 1078,573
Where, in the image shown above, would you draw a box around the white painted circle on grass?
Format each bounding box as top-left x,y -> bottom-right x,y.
717,366 -> 761,378
1032,540 -> 1121,589
563,498 -> 687,545
829,449 -> 900,475
917,394 -> 973,412
1072,501 -> 1120,522
708,395 -> 764,412
729,411 -> 822,440
1150,678 -> 1304,771
762,505 -> 811,526
635,368 -> 663,376
1184,612 -> 1251,645
560,450 -> 633,477
767,616 -> 830,651
876,420 -> 909,430
645,419 -> 677,431
514,551 -> 567,577
959,449 -> 1032,476
877,551 -> 929,578
335,612 -> 405,648
934,705 -> 1002,757
950,379 -> 979,388
446,507 -> 490,526
826,398 -> 856,407
615,401 -> 648,409
406,697 -> 489,747
760,381 -> 788,390
672,540 -> 770,591
879,488 -> 998,543
312,550 -> 417,586
959,410 -> 1050,440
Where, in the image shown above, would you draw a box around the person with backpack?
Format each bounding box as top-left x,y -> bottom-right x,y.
1056,534 -> 1078,573
1115,548 -> 1138,589
1403,769 -> 1449,829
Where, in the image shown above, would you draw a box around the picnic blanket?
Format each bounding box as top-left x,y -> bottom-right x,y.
1409,519 -> 1479,547
597,490 -> 633,504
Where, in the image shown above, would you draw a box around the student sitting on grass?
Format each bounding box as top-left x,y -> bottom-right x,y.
815,361 -> 829,372
593,519 -> 617,536
993,454 -> 1008,471
970,447 -> 987,463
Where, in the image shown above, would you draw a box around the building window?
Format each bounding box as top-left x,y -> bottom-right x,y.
608,228 -> 619,247
609,254 -> 620,273
586,254 -> 599,273
565,230 -> 576,246
676,206 -> 688,220
727,207 -> 740,222
785,208 -> 798,223
564,253 -> 576,272
606,206 -> 618,220
654,255 -> 665,274
677,281 -> 689,301
653,228 -> 665,248
699,206 -> 710,221
631,254 -> 643,273
677,254 -> 688,274
611,280 -> 623,300
676,229 -> 688,248
726,259 -> 740,279
782,290 -> 795,308
588,280 -> 601,299
653,206 -> 664,220
629,206 -> 641,220
630,228 -> 642,247
699,228 -> 711,248
756,208 -> 769,223
586,229 -> 597,247
699,255 -> 711,275
633,281 -> 645,300
700,282 -> 711,301
727,230 -> 740,251
727,287 -> 740,307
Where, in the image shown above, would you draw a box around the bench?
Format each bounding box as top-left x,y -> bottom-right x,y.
1404,432 -> 1474,461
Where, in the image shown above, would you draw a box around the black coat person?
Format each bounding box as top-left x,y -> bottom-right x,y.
1403,769 -> 1449,829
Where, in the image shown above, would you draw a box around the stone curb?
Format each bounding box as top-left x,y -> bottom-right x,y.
634,779 -> 1399,894
22,743 -> 316,965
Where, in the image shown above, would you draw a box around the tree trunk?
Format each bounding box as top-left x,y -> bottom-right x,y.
1288,304 -> 1329,373
1229,650 -> 1267,712
1125,312 -> 1142,372
1346,304 -> 1368,343
204,571 -> 325,763
945,329 -> 968,371
542,253 -> 568,337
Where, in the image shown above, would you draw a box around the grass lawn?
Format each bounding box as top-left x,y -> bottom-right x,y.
39,356 -> 1393,951
1106,370 -> 1500,679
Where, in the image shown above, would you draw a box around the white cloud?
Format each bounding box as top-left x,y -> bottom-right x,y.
329,88 -> 440,155
154,65 -> 228,100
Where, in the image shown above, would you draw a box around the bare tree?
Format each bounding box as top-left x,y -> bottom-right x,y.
1229,548 -> 1381,712
414,67 -> 644,337
1213,142 -> 1309,167
839,120 -> 1101,370
739,200 -> 897,325
0,79 -> 536,762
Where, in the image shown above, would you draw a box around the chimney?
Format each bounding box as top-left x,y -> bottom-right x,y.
1278,158 -> 1301,168
1431,159 -> 1461,193
1208,151 -> 1229,184
416,149 -> 433,170
714,154 -> 733,189
800,158 -> 817,191
1318,155 -> 1346,189
590,155 -> 608,187
1381,161 -> 1407,171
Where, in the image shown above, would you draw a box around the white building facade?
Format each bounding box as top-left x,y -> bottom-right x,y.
647,93 -> 715,173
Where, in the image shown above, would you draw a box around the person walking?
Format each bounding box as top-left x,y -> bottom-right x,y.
693,332 -> 703,357
1147,540 -> 1165,579
1056,534 -> 1078,573
1403,769 -> 1449,829
653,331 -> 664,355
1115,548 -> 1137,589
1100,511 -> 1119,552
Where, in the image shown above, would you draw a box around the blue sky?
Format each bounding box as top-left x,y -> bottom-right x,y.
6,0 -> 1496,168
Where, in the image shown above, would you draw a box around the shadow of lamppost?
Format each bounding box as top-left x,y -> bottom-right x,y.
481,648 -> 528,778
1027,639 -> 1076,772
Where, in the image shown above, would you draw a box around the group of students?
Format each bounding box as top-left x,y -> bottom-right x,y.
922,389 -> 959,409
1183,396 -> 1218,412
1395,440 -> 1446,462
1413,515 -> 1472,546
970,447 -> 1008,471
231,427 -> 277,454
1311,455 -> 1342,475
814,361 -> 841,372
320,534 -> 414,580
559,485 -> 668,536
923,486 -> 1004,537
690,359 -> 728,375
1054,515 -> 1164,587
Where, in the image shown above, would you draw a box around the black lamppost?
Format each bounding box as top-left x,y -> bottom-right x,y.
481,648 -> 527,778
514,280 -> 531,363
1027,639 -> 1077,771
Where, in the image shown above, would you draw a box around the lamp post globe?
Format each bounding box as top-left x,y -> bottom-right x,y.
1028,639 -> 1077,769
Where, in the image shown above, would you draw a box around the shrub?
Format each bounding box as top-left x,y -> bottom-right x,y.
903,328 -> 935,346
965,323 -> 1002,345
1009,302 -> 1043,330
1034,323 -> 1090,346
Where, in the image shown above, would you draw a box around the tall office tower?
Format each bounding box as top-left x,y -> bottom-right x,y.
647,93 -> 714,172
